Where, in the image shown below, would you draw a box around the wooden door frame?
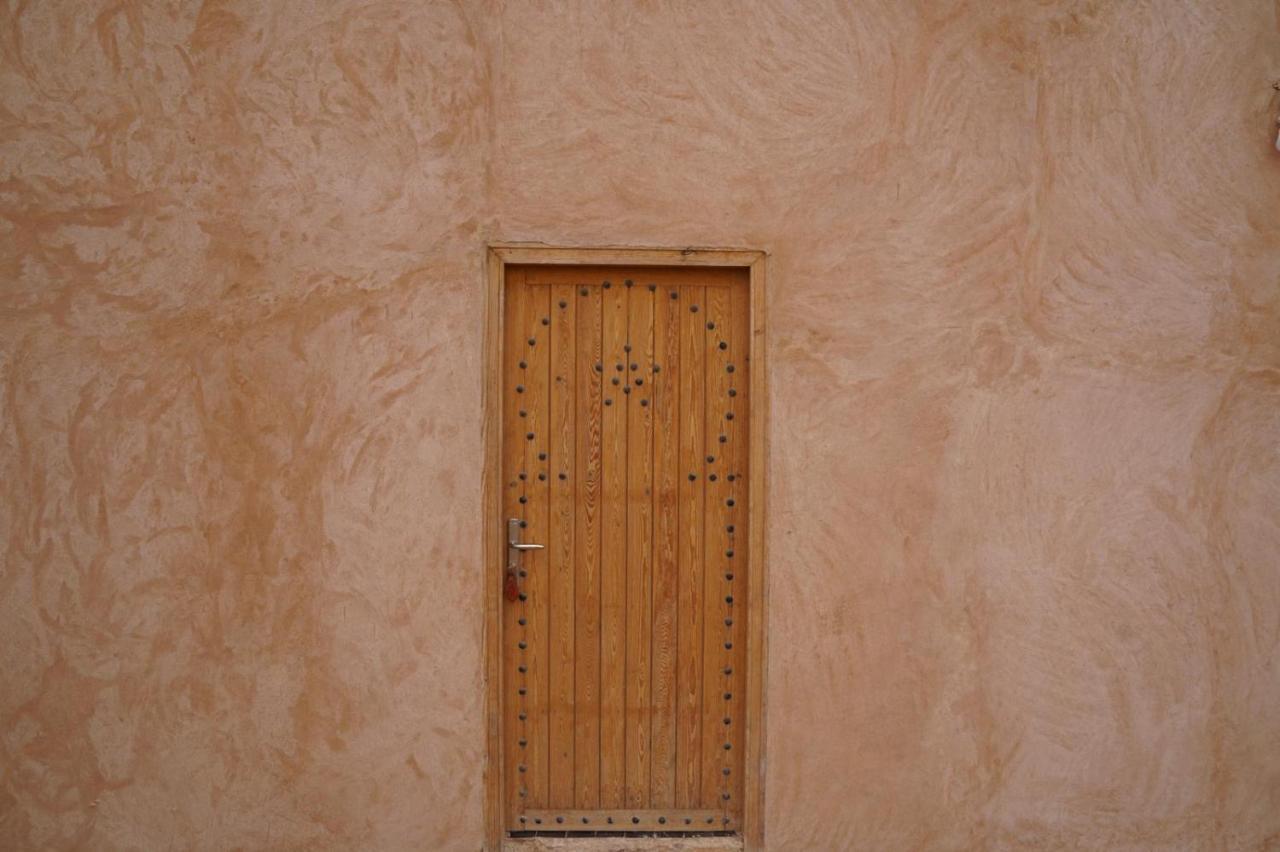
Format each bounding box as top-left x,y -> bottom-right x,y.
482,244 -> 768,850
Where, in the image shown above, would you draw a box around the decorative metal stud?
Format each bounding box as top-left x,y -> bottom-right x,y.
518,472 -> 527,480
684,818 -> 693,825
558,472 -> 567,480
519,789 -> 527,798
635,378 -> 643,386
648,284 -> 656,291
707,322 -> 716,330
725,618 -> 733,626
625,279 -> 633,287
724,692 -> 732,700
518,618 -> 526,626
582,817 -> 589,824
580,287 -> 589,296
623,386 -> 631,394
719,341 -> 728,350
518,764 -> 526,772
724,666 -> 732,675
725,641 -> 733,649
723,716 -> 731,724
624,344 -> 632,353
706,455 -> 715,463
658,816 -> 667,824
519,592 -> 527,601
653,365 -> 661,373
541,317 -> 549,326
726,498 -> 735,507
518,360 -> 527,369
538,452 -> 547,461
518,687 -> 526,695
603,281 -> 612,289
612,377 -> 621,386
725,595 -> 734,604
520,520 -> 527,528
595,362 -> 603,372
630,362 -> 638,370
726,549 -> 734,557
729,388 -> 737,397
516,385 -> 525,393
538,473 -> 547,481
640,399 -> 649,407
688,473 -> 697,481
726,412 -> 734,420
723,767 -> 731,775
556,816 -> 564,824
559,300 -> 567,308
519,409 -> 527,417
528,338 -> 536,346
519,641 -> 527,649
709,474 -> 718,481
691,305 -> 700,313
722,793 -> 731,801
727,475 -> 736,482
726,523 -> 735,532
526,432 -> 534,440
725,573 -> 734,581
631,817 -> 640,825
670,291 -> 679,299
518,496 -> 527,504
616,364 -> 624,371
519,712 -> 527,721
604,399 -> 613,406
719,435 -> 728,443
726,364 -> 735,373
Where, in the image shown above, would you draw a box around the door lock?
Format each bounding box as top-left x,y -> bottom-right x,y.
505,518 -> 544,601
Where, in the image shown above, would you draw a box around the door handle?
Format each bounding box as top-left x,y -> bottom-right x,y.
505,519 -> 543,601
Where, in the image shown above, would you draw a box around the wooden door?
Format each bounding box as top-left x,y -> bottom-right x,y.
501,265 -> 750,834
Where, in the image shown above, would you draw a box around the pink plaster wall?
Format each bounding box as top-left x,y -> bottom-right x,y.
2,1 -> 1279,849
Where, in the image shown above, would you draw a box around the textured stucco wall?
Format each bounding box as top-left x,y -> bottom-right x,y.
3,1 -> 1279,849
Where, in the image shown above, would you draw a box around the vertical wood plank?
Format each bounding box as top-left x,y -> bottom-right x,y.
675,283 -> 706,808
649,281 -> 681,807
599,278 -> 629,808
574,281 -> 603,808
624,280 -> 655,807
548,282 -> 576,807
502,270 -> 528,826
727,275 -> 751,819
524,281 -> 552,808
701,284 -> 733,809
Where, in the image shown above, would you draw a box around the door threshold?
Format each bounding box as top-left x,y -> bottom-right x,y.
504,834 -> 743,852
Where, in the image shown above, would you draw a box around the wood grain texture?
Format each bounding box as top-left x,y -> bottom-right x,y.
501,268 -> 753,832
546,282 -> 576,808
573,281 -> 604,810
650,283 -> 683,809
3,2 -> 1279,850
623,281 -> 654,808
598,277 -> 629,809
676,282 -> 708,809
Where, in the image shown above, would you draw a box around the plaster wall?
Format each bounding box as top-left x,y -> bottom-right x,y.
2,1 -> 1279,849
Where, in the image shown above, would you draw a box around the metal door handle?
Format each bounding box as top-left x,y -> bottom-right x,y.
505,518 -> 543,601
